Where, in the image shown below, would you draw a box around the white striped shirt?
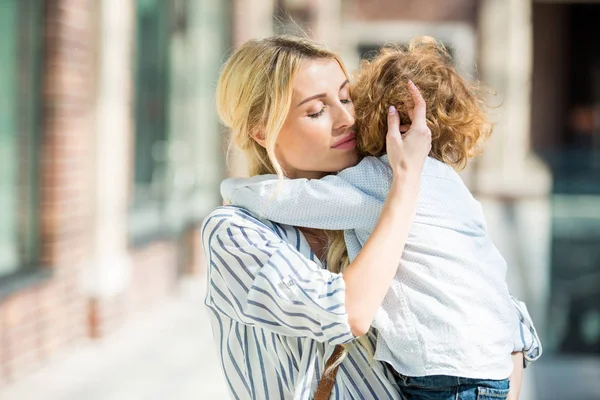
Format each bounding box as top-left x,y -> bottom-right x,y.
202,206 -> 403,400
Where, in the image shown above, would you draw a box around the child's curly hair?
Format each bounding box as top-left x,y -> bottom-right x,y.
352,36 -> 492,171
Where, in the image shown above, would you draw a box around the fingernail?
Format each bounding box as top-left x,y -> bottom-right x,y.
388,105 -> 396,115
408,79 -> 414,87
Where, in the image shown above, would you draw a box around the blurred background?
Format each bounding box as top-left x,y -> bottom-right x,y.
0,0 -> 598,399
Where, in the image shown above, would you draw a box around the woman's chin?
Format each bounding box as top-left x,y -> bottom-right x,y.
339,152 -> 360,170
326,154 -> 359,173
296,153 -> 359,177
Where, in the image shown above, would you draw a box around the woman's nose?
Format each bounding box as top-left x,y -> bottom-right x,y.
336,104 -> 355,129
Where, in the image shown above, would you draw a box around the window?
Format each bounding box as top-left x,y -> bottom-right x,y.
130,0 -> 230,244
537,3 -> 600,355
0,0 -> 42,279
130,0 -> 171,242
165,0 -> 230,229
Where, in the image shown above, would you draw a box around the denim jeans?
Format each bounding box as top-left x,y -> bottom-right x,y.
395,374 -> 510,400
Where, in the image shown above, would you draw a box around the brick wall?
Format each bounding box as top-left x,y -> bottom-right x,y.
0,0 -> 199,387
89,242 -> 180,338
0,0 -> 95,385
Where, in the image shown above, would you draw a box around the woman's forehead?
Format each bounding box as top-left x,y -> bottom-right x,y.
292,59 -> 347,98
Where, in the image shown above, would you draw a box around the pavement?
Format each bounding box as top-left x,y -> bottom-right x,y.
1,276 -> 598,400
0,277 -> 230,400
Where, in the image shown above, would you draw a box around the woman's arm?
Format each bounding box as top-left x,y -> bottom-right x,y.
508,296 -> 542,399
511,295 -> 543,365
203,207 -> 356,345
343,81 -> 432,335
508,352 -> 524,400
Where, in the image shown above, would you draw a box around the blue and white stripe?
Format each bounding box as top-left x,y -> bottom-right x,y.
511,295 -> 543,367
202,206 -> 403,400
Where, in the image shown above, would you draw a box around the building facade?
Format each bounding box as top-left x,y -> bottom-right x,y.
0,0 -> 230,385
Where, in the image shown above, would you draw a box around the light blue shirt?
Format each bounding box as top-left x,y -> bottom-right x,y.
221,156 -> 542,379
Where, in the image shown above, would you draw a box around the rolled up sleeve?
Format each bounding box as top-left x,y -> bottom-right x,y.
203,208 -> 356,346
510,295 -> 543,367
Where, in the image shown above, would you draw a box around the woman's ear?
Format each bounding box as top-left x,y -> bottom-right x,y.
251,130 -> 267,148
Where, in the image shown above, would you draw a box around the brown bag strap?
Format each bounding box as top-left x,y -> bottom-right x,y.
314,345 -> 344,400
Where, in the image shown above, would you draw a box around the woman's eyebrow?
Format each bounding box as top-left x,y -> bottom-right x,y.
297,93 -> 326,107
296,79 -> 350,107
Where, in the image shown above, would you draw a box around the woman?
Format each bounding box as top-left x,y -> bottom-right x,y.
203,36 -> 530,399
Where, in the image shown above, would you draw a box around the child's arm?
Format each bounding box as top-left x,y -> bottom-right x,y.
221,156 -> 392,230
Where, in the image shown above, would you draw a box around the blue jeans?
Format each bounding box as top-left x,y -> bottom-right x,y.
395,374 -> 510,400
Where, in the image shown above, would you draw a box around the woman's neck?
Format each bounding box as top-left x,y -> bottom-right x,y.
284,170 -> 329,259
298,227 -> 328,261
285,168 -> 327,180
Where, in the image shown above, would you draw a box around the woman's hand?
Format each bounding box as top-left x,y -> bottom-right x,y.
386,80 -> 432,181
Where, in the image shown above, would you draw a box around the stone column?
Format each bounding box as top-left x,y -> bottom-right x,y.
477,0 -> 551,195
310,0 -> 343,50
233,0 -> 276,46
79,0 -> 134,300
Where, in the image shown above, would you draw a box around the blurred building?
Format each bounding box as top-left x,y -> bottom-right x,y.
0,0 -> 598,396
0,0 -> 230,386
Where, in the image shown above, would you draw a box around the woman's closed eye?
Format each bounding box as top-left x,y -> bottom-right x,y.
308,106 -> 326,119
307,99 -> 351,119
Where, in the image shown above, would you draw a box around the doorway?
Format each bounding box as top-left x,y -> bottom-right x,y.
532,1 -> 600,356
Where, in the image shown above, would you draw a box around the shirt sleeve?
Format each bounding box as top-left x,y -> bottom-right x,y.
220,157 -> 390,230
202,207 -> 356,346
510,295 -> 543,367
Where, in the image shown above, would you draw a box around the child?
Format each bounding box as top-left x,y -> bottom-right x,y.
221,36 -> 541,399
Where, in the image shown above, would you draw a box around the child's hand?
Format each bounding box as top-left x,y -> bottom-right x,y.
386,80 -> 431,180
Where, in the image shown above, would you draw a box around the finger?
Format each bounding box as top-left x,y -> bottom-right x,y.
407,80 -> 427,126
387,105 -> 401,138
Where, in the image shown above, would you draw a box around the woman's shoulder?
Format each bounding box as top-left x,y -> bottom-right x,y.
203,205 -> 265,230
201,205 -> 279,243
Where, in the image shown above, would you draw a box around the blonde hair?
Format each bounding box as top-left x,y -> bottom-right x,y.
353,36 -> 492,170
216,36 -> 368,371
216,35 -> 347,179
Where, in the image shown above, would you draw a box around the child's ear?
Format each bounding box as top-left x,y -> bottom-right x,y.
251,130 -> 267,148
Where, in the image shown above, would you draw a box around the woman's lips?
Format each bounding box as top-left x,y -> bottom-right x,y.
332,135 -> 357,150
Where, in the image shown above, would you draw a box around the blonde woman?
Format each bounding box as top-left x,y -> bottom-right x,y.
203,35 -> 431,399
